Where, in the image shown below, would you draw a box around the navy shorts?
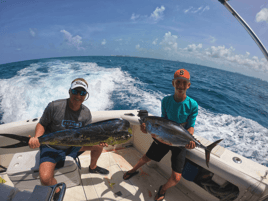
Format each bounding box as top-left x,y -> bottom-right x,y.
146,139 -> 186,173
40,145 -> 82,166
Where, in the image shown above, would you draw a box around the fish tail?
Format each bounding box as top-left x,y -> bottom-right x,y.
205,139 -> 223,168
0,134 -> 30,148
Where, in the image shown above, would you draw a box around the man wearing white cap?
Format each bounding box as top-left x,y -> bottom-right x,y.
28,78 -> 109,198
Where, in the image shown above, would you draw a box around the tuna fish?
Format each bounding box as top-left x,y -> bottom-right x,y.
141,116 -> 223,168
0,118 -> 132,148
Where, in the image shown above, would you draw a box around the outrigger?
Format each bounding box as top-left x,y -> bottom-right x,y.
218,0 -> 268,61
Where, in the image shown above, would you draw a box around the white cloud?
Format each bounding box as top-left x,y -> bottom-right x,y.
131,13 -> 140,21
192,6 -> 203,14
205,45 -> 235,58
157,33 -> 268,73
184,6 -> 210,14
29,28 -> 36,37
209,36 -> 216,43
152,38 -> 158,45
256,8 -> 268,23
160,32 -> 178,52
184,43 -> 202,52
184,7 -> 193,13
201,6 -> 210,14
130,6 -> 165,23
60,30 -> 84,50
202,45 -> 268,72
135,32 -> 268,74
150,6 -> 165,22
135,44 -> 147,52
101,39 -> 106,45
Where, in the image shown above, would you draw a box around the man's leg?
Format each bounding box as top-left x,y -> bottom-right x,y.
39,161 -> 60,193
123,154 -> 151,179
123,140 -> 169,180
79,145 -> 109,174
80,145 -> 103,169
155,170 -> 182,200
155,146 -> 186,200
39,145 -> 65,193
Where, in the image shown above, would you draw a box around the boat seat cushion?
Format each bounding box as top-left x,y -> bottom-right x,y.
12,190 -> 32,201
7,150 -> 81,191
0,183 -> 66,201
0,183 -> 20,201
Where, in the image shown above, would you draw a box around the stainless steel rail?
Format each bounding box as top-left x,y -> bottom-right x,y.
218,0 -> 268,61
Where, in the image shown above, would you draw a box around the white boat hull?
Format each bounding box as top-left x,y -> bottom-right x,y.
1,110 -> 268,201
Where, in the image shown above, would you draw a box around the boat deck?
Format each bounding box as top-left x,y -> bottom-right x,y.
65,147 -> 200,201
1,147 -> 204,201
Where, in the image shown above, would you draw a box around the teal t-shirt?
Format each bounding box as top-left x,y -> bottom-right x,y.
161,95 -> 198,129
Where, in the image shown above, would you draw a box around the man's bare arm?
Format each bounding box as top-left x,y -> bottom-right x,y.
187,127 -> 194,135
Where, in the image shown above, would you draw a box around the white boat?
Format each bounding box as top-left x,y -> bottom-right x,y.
1,1 -> 268,201
1,110 -> 268,201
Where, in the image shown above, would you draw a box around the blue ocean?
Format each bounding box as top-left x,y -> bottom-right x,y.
0,56 -> 267,167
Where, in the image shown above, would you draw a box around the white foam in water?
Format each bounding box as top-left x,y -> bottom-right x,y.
0,60 -> 267,166
195,107 -> 268,166
0,60 -> 163,123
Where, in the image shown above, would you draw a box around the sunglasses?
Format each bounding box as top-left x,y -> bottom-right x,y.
71,89 -> 87,96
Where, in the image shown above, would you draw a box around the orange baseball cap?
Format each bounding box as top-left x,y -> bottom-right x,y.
173,69 -> 190,81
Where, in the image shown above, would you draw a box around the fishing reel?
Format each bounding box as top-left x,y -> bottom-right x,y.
137,110 -> 148,124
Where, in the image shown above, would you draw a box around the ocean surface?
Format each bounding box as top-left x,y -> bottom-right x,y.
0,56 -> 268,167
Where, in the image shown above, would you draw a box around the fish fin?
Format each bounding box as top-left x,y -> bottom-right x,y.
0,134 -> 30,148
205,139 -> 223,168
0,142 -> 29,148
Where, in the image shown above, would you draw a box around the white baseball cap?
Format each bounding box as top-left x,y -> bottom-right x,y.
70,80 -> 88,92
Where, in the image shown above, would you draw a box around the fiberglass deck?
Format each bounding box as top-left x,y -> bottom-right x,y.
62,147 -> 204,201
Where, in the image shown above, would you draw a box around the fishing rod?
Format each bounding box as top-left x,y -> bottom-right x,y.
218,0 -> 268,61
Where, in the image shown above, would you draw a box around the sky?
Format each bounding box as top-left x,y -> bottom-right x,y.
1,0 -> 268,81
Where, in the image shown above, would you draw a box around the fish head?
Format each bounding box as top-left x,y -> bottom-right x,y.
121,119 -> 131,130
143,117 -> 164,132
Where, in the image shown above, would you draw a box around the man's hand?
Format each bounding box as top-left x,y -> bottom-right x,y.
28,135 -> 40,149
140,123 -> 147,133
185,141 -> 196,149
99,142 -> 108,147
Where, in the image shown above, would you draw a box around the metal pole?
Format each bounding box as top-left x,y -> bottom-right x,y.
218,0 -> 268,61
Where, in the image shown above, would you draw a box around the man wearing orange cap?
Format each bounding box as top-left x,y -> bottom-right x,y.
123,69 -> 198,201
